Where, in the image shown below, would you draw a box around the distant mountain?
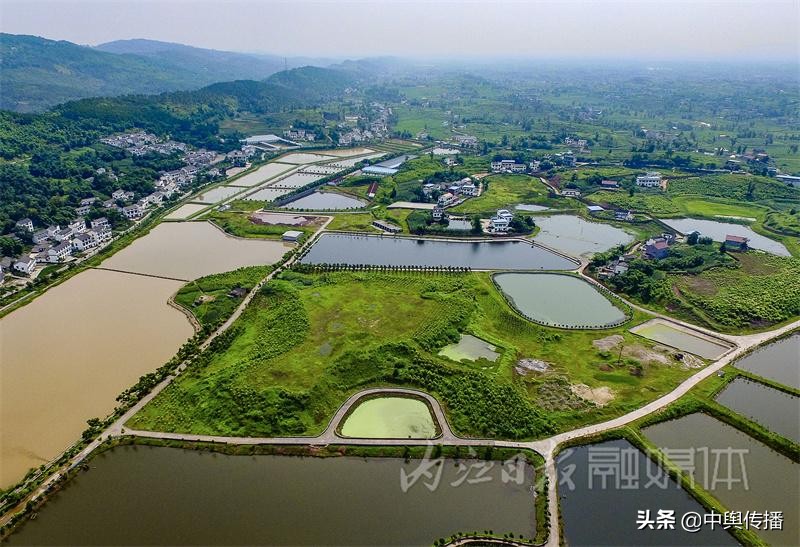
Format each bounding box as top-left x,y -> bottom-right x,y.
0,34 -> 333,112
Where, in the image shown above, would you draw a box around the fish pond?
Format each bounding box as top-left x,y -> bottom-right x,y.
227,162 -> 294,187
244,187 -> 293,202
715,377 -> 799,442
630,319 -> 732,359
733,334 -> 799,389
164,203 -> 208,220
282,191 -> 366,211
557,439 -> 734,546
339,396 -> 438,439
644,413 -> 799,546
659,217 -> 790,256
191,185 -> 244,204
533,215 -> 634,257
300,233 -> 577,270
7,445 -> 536,546
438,334 -> 500,362
494,273 -> 627,328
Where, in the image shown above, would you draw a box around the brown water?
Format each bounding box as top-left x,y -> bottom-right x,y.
8,445 -> 536,545
0,270 -> 193,488
644,413 -> 799,545
102,221 -> 288,280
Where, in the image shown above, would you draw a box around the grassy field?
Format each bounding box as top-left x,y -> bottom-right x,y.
207,210 -> 320,241
129,271 -> 704,439
449,174 -> 562,215
326,207 -> 415,233
174,266 -> 272,329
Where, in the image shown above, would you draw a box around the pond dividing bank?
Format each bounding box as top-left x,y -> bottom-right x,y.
299,233 -> 578,270
557,439 -> 734,546
494,272 -> 628,328
644,413 -> 799,546
715,377 -> 800,442
7,445 -> 536,546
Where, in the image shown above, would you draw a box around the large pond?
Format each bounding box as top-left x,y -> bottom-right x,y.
339,396 -> 438,439
271,172 -> 322,189
227,162 -> 294,187
0,270 -> 193,488
716,377 -> 800,442
102,221 -> 287,280
164,203 -> 208,220
557,439 -> 734,546
733,334 -> 799,389
630,319 -> 732,360
8,445 -> 536,545
658,217 -> 790,256
533,215 -> 634,257
281,191 -> 366,211
244,187 -> 292,201
494,273 -> 627,328
191,185 -> 244,204
439,334 -> 500,362
278,152 -> 336,164
644,413 -> 799,546
300,233 -> 577,270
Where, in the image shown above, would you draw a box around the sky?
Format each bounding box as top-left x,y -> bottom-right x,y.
2,0 -> 799,61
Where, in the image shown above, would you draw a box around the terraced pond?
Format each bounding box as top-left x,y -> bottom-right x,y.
281,191 -> 366,210
659,217 -> 790,256
533,215 -> 634,257
715,377 -> 800,442
494,273 -> 627,328
630,319 -> 732,359
300,233 -> 578,270
557,439 -> 734,546
644,413 -> 799,546
339,396 -> 438,439
7,445 -> 536,545
733,334 -> 799,389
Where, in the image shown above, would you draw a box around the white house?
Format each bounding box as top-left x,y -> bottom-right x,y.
75,205 -> 92,216
47,242 -> 72,263
46,225 -> 60,236
636,171 -> 663,188
461,182 -> 478,196
111,189 -> 128,201
14,255 -> 36,275
79,197 -> 98,207
15,218 -> 34,232
69,218 -> 86,233
32,230 -> 50,244
71,232 -> 98,252
491,159 -> 527,173
432,206 -> 445,221
489,209 -> 514,233
53,228 -> 73,242
91,217 -> 110,231
437,192 -> 457,207
122,204 -> 143,219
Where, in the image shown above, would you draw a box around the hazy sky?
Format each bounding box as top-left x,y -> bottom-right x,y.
2,0 -> 798,61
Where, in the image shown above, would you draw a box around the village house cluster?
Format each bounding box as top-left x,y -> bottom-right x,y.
101,131 -> 187,156
282,128 -> 316,142
338,103 -> 391,146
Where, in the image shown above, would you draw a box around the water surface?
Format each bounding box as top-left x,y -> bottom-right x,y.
271,173 -> 322,189
733,335 -> 799,389
716,377 -> 799,442
644,413 -> 799,545
0,270 -> 192,488
192,186 -> 244,204
300,233 -> 577,270
439,334 -> 500,362
164,203 -> 208,220
659,217 -> 790,256
8,445 -> 536,545
533,215 -> 633,257
228,163 -> 294,187
103,222 -> 286,280
282,192 -> 366,210
630,320 -> 731,359
495,273 -> 626,328
340,397 -> 437,438
244,187 -> 292,201
557,439 -> 734,546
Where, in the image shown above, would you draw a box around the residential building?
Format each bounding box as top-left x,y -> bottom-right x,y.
724,234 -> 749,251
111,189 -> 127,201
15,218 -> 34,232
562,189 -> 582,198
636,172 -> 663,188
79,197 -> 98,207
437,192 -> 457,207
71,232 -> 98,252
601,180 -> 620,189
91,217 -> 110,231
46,225 -> 60,236
432,206 -> 445,221
614,210 -> 634,221
103,199 -> 117,209
75,205 -> 92,216
562,151 -> 576,167
32,230 -> 50,244
460,182 -> 478,196
644,238 -> 670,259
53,228 -> 73,242
69,218 -> 86,233
491,159 -> 527,173
47,242 -> 72,263
122,204 -> 143,219
14,255 -> 36,275
92,227 -> 112,242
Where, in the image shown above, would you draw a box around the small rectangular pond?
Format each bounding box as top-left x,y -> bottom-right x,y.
271,172 -> 323,189
658,217 -> 790,256
733,334 -> 800,389
644,413 -> 799,546
191,185 -> 244,204
243,187 -> 293,201
7,445 -> 536,546
282,192 -> 367,211
164,203 -> 208,220
228,162 -> 294,187
299,233 -> 578,270
630,319 -> 732,360
557,439 -> 734,546
716,377 -> 800,442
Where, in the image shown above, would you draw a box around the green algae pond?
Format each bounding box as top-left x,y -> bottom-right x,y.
630,319 -> 732,359
494,272 -> 627,328
438,334 -> 500,362
7,445 -> 536,546
339,396 -> 439,439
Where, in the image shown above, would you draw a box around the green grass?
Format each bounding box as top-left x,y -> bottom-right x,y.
207,210 -> 319,241
449,174 -> 561,215
174,266 -> 272,329
129,271 -> 702,440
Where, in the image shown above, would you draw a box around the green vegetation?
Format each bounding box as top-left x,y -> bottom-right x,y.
130,270 -> 703,439
450,174 -> 560,215
207,210 -> 318,241
173,265 -> 271,329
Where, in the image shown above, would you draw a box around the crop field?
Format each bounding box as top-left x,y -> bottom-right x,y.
130,271 -> 700,439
